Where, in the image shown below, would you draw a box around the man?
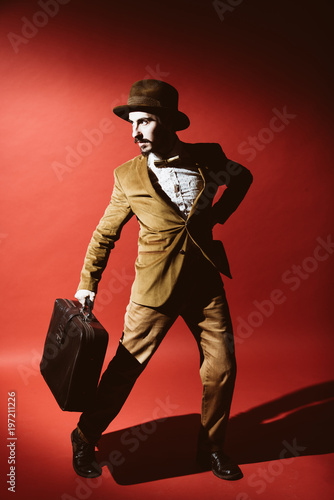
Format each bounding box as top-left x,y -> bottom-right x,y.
71,79 -> 253,481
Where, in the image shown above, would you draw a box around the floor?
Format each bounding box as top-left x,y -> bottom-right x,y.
1,311 -> 333,500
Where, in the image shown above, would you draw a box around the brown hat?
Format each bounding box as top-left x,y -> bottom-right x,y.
113,79 -> 190,131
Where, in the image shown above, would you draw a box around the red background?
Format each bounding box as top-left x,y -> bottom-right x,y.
0,1 -> 333,499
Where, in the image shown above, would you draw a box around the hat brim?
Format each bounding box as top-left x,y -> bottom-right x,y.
113,105 -> 190,131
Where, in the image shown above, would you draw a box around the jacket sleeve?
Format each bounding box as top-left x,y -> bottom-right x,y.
210,144 -> 253,225
77,170 -> 133,292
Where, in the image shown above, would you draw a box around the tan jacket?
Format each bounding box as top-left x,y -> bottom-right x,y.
78,142 -> 253,307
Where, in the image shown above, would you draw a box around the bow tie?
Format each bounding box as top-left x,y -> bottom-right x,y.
153,155 -> 180,167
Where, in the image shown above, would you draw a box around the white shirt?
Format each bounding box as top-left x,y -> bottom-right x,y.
147,142 -> 204,218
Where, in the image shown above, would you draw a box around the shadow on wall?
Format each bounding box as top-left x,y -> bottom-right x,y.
96,380 -> 334,484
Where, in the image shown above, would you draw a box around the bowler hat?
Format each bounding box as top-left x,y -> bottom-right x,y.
113,79 -> 190,131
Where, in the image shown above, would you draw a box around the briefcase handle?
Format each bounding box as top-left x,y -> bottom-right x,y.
80,297 -> 93,322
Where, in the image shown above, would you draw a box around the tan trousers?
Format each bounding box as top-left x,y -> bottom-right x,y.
79,256 -> 236,451
121,259 -> 236,452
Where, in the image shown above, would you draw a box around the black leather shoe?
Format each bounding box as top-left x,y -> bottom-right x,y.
71,429 -> 102,478
197,450 -> 243,480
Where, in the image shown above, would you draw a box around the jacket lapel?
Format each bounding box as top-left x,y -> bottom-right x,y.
135,144 -> 212,221
135,155 -> 185,222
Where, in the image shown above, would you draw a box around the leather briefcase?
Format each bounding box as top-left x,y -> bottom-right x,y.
40,298 -> 109,411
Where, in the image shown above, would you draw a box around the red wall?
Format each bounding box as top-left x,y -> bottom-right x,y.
1,0 -> 333,348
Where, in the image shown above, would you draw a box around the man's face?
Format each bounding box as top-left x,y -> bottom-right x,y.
129,111 -> 174,157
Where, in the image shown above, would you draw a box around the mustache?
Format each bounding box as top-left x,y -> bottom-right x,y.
134,138 -> 151,144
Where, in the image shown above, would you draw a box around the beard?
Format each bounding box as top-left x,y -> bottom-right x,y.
134,138 -> 152,156
134,129 -> 176,157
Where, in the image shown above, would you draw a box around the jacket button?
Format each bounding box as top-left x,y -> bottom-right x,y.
179,250 -> 186,255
